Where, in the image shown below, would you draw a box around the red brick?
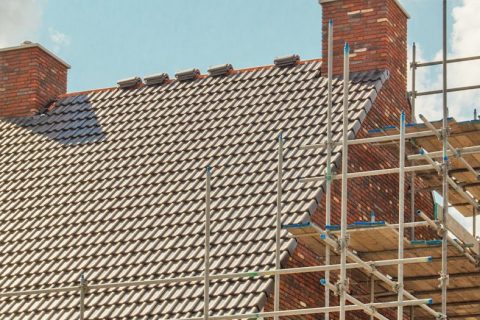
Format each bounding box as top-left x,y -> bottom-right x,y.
0,43 -> 69,118
263,1 -> 434,319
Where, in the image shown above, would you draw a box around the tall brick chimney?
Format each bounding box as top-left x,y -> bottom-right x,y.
320,0 -> 409,91
0,42 -> 70,118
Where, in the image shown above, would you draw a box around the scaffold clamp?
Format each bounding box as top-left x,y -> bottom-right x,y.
393,282 -> 403,293
438,272 -> 449,288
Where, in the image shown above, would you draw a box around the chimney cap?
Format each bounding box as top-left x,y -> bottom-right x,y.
0,42 -> 71,68
318,0 -> 410,19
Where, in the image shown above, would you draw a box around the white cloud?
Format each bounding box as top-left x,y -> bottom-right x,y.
404,0 -> 480,236
407,43 -> 443,120
409,0 -> 480,121
0,0 -> 42,48
49,27 -> 71,52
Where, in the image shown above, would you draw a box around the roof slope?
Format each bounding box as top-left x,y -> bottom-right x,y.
0,60 -> 387,319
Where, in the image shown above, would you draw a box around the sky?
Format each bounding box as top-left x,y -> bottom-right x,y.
1,0 -> 479,235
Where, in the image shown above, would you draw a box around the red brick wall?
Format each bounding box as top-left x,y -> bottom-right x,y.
0,44 -> 68,118
262,82 -> 435,319
263,1 -> 435,318
321,0 -> 408,89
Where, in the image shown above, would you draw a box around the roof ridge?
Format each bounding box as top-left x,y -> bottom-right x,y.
57,58 -> 324,99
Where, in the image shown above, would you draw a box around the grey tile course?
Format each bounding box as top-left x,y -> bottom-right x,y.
0,60 -> 386,318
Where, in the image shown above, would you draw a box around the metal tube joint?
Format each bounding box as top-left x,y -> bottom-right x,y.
438,272 -> 450,288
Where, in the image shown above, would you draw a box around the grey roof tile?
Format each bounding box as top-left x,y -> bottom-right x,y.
0,61 -> 387,318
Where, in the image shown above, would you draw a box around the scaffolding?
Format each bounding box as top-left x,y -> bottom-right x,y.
1,1 -> 480,319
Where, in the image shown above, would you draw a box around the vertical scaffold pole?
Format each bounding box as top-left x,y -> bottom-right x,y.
324,18 -> 334,320
79,273 -> 86,320
274,133 -> 283,320
441,0 -> 449,318
339,42 -> 350,320
411,43 -> 417,240
370,276 -> 375,320
398,111 -> 406,320
474,207 -> 477,239
411,173 -> 416,240
204,166 -> 212,320
411,43 -> 417,123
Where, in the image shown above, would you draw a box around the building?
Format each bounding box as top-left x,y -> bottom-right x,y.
0,0 -> 479,319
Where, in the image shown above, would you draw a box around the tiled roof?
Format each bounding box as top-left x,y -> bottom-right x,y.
0,60 -> 387,319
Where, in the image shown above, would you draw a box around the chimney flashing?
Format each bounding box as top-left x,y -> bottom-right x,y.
0,42 -> 71,69
318,0 -> 410,19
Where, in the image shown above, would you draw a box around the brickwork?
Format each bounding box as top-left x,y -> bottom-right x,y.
321,0 -> 408,89
264,0 -> 435,318
0,44 -> 68,118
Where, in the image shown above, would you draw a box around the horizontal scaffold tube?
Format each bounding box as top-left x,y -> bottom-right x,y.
322,280 -> 388,320
415,54 -> 480,67
327,221 -> 430,233
177,298 -> 432,320
416,84 -> 480,96
416,210 -> 477,265
418,151 -> 480,210
0,256 -> 432,298
408,145 -> 480,161
299,164 -> 435,183
309,223 -> 442,319
418,115 -> 480,178
300,130 -> 436,150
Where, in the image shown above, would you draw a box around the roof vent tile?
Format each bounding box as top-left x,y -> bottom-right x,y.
208,64 -> 233,77
117,77 -> 142,89
144,73 -> 169,86
274,54 -> 300,68
175,68 -> 200,82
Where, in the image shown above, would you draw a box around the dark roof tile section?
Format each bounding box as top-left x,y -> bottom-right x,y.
0,61 -> 387,319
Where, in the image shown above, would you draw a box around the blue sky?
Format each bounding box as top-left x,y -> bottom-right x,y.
1,0 -> 479,233
3,0 -> 477,117
28,0 -> 456,92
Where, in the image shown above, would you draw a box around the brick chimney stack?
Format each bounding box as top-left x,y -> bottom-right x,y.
320,0 -> 409,91
0,42 -> 70,118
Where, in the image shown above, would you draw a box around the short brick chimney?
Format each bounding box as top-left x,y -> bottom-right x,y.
0,42 -> 70,118
320,0 -> 409,90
